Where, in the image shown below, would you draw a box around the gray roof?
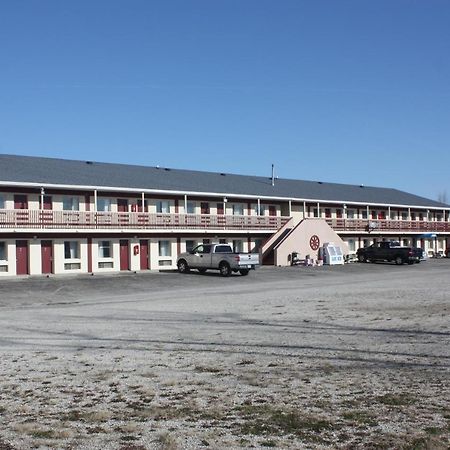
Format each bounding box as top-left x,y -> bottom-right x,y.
0,154 -> 447,208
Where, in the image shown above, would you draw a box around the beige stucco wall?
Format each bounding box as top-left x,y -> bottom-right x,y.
274,219 -> 349,266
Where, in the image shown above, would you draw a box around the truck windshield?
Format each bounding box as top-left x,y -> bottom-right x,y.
192,245 -> 212,254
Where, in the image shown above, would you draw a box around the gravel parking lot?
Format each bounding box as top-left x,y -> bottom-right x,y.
0,260 -> 449,449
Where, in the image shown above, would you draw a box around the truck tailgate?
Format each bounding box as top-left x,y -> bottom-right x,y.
237,253 -> 259,267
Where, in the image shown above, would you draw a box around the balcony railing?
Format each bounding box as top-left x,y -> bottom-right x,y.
0,209 -> 288,231
325,218 -> 450,233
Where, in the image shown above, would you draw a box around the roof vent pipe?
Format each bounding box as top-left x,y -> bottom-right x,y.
271,164 -> 275,186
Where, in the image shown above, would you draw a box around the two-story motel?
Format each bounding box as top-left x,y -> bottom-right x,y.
0,154 -> 449,277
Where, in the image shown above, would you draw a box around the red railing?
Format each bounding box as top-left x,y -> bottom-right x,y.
0,209 -> 288,231
325,218 -> 450,233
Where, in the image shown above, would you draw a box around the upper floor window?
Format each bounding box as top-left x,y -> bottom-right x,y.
436,213 -> 443,221
401,212 -> 408,220
361,210 -> 368,219
325,208 -> 331,218
156,201 -> 170,214
313,208 -> 320,218
0,195 -> 4,209
186,201 -> 196,214
232,204 -> 244,216
97,198 -> 111,212
201,202 -> 210,214
347,239 -> 356,252
254,204 -> 266,216
411,212 -> 416,221
336,209 -> 342,219
233,240 -> 243,252
347,209 -> 355,219
63,197 -> 79,211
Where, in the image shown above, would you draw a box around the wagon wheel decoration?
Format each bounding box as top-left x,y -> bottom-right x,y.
309,235 -> 320,251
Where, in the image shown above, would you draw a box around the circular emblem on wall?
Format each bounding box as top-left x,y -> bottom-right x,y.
309,235 -> 320,251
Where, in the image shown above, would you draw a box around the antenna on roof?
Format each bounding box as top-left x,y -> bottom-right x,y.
271,164 -> 275,186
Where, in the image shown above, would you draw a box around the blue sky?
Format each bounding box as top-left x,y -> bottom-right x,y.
1,0 -> 449,202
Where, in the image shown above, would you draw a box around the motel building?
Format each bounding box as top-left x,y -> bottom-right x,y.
0,154 -> 449,277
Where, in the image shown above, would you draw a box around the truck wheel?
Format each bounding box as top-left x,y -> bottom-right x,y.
177,259 -> 190,273
198,268 -> 207,274
239,269 -> 249,276
394,256 -> 404,265
219,262 -> 231,277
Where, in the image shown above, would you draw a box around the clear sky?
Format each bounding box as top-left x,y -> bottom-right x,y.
1,0 -> 449,202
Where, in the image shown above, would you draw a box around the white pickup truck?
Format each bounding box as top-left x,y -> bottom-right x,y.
177,243 -> 260,276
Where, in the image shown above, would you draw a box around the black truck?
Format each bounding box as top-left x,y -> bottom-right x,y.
357,241 -> 422,265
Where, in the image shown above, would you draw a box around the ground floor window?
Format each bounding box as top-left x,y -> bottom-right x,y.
347,239 -> 356,252
98,241 -> 112,258
233,240 -> 243,253
64,241 -> 81,270
0,242 -> 7,272
158,240 -> 173,266
185,240 -> 196,252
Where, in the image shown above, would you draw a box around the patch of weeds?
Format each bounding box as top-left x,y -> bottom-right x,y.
342,410 -> 378,427
194,365 -> 222,374
261,440 -> 277,447
0,406 -> 6,414
155,431 -> 178,450
30,429 -> 55,439
406,436 -> 448,450
237,404 -> 334,437
237,359 -> 255,366
376,393 -> 416,406
121,435 -> 138,442
60,410 -> 82,421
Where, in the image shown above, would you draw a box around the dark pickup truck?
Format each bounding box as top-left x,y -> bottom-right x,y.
357,242 -> 422,265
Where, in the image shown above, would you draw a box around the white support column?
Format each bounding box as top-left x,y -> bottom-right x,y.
184,195 -> 188,213
94,190 -> 98,211
317,202 -> 320,218
303,201 -> 306,219
388,206 -> 391,220
257,198 -> 261,216
288,200 -> 292,217
408,207 -> 411,221
40,188 -> 44,210
141,192 -> 145,211
366,205 -> 369,218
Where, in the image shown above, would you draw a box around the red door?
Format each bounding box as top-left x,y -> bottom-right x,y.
41,240 -> 53,274
14,195 -> 28,209
140,240 -> 149,270
120,240 -> 129,270
16,240 -> 29,275
118,199 -> 128,212
43,196 -> 52,210
268,205 -> 276,216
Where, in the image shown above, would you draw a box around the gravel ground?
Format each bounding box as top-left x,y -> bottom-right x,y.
0,260 -> 449,449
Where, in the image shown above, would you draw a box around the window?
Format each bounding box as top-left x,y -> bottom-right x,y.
361,210 -> 368,219
390,211 -> 397,220
436,213 -> 442,221
159,240 -> 171,257
156,201 -> 170,214
347,209 -> 355,219
185,240 -> 196,252
64,241 -> 79,259
97,198 -> 111,212
411,212 -> 416,221
325,209 -> 331,218
219,239 -> 227,244
0,242 -> 6,261
348,239 -> 356,252
186,202 -> 196,214
313,208 -> 320,218
233,240 -> 243,252
63,197 -> 79,211
201,202 -> 210,214
336,209 -> 342,219
252,239 -> 263,253
192,244 -> 211,254
98,241 -> 112,258
254,204 -> 266,216
232,204 -> 244,215
0,196 -> 4,209
401,212 -> 408,220
215,245 -> 232,253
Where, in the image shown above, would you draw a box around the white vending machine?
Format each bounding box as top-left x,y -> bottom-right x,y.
322,242 -> 344,265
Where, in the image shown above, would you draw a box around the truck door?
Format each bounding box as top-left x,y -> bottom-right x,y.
191,244 -> 211,268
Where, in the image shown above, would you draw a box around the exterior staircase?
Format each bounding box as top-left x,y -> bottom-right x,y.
261,218 -> 294,265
